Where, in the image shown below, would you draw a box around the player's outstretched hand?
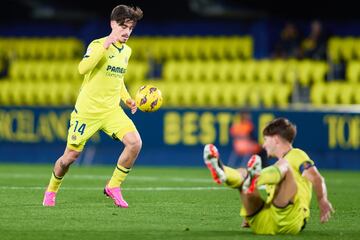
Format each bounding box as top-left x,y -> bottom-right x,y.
319,197 -> 334,223
126,99 -> 137,114
104,29 -> 121,49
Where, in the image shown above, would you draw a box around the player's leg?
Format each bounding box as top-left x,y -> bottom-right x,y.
203,144 -> 248,188
203,145 -> 266,226
102,109 -> 141,207
43,112 -> 100,206
251,158 -> 297,207
268,159 -> 297,207
43,147 -> 81,206
239,154 -> 264,216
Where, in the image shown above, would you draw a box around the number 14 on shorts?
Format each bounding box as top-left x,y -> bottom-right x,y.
73,120 -> 86,135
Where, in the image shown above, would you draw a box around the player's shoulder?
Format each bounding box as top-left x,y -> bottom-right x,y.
288,148 -> 311,162
123,43 -> 132,54
289,148 -> 309,158
89,37 -> 106,46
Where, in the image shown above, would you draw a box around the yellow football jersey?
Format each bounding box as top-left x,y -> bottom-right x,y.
75,37 -> 132,118
284,148 -> 314,219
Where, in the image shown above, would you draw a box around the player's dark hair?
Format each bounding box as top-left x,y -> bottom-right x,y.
111,5 -> 143,26
263,118 -> 297,143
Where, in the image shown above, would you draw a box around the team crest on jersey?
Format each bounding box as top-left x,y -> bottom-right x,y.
71,135 -> 77,141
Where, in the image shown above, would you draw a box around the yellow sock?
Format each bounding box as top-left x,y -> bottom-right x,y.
47,172 -> 63,192
257,165 -> 282,186
223,166 -> 244,189
108,165 -> 131,188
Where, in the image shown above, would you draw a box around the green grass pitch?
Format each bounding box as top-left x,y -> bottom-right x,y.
0,164 -> 359,240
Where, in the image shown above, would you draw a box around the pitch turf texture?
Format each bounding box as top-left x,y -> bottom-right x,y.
0,164 -> 358,240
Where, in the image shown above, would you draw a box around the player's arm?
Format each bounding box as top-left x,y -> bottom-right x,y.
120,80 -> 137,114
120,48 -> 136,114
78,41 -> 106,75
302,165 -> 334,223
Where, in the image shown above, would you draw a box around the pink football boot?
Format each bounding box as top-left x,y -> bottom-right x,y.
104,185 -> 129,208
43,191 -> 56,207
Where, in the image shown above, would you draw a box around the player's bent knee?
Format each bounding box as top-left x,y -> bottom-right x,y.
127,137 -> 142,153
63,150 -> 81,165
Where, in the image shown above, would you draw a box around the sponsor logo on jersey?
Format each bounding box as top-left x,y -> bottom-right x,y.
106,65 -> 126,73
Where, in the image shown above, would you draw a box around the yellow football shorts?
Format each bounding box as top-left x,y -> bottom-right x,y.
245,194 -> 307,235
66,108 -> 137,152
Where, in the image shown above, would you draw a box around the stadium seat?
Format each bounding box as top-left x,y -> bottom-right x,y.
354,84 -> 360,104
341,37 -> 355,61
0,81 -> 11,105
270,60 -> 286,83
346,61 -> 360,83
242,60 -> 257,82
310,83 -> 326,106
324,82 -> 340,105
338,83 -> 354,104
257,60 -> 271,83
275,84 -> 292,108
311,61 -> 328,84
328,37 -> 342,62
297,60 -> 312,86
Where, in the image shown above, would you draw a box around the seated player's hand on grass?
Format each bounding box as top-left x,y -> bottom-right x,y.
319,197 -> 334,223
126,99 -> 137,114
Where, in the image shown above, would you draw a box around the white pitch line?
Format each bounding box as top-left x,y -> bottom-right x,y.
0,186 -> 226,191
0,173 -> 212,183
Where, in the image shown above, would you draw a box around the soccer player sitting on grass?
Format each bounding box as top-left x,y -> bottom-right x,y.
43,5 -> 143,207
204,117 -> 334,235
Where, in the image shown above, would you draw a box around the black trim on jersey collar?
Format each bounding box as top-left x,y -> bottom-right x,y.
112,43 -> 124,53
282,148 -> 293,158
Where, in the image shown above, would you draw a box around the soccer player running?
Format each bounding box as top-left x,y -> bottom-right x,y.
43,5 -> 143,207
204,118 -> 334,234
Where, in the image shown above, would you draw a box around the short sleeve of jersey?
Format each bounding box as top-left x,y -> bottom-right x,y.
83,40 -> 102,58
287,148 -> 315,174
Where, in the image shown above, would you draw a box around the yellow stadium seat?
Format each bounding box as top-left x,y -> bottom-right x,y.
354,39 -> 360,60
261,83 -> 276,108
185,36 -> 201,60
284,59 -> 297,84
324,82 -> 340,105
346,61 -> 360,83
232,83 -> 249,107
216,61 -> 232,82
276,84 -> 292,108
203,61 -> 217,82
354,84 -> 360,104
297,60 -> 312,86
338,83 -> 353,104
242,60 -> 257,82
328,37 -> 341,62
311,61 -> 328,84
191,60 -> 205,82
310,83 -> 326,106
229,61 -> 243,82
220,83 -> 233,107
240,36 -> 253,59
162,61 -> 178,81
207,84 -> 221,106
0,81 -> 11,105
257,60 -> 271,82
270,60 -> 286,83
341,37 -> 355,61
174,37 -> 188,60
